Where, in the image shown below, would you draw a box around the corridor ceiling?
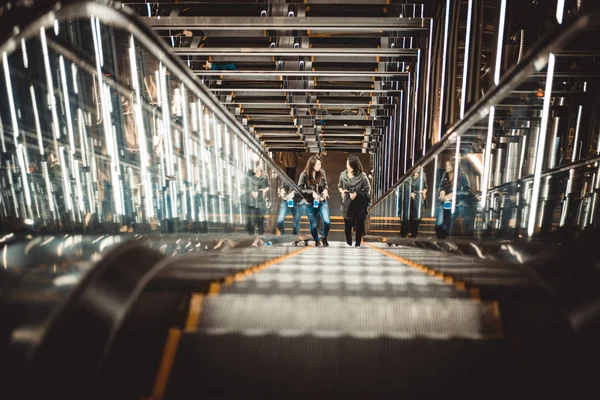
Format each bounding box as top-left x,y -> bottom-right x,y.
124,1 -> 440,153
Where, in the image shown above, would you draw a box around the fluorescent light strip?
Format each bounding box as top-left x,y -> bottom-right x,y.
129,35 -> 153,218
0,116 -> 5,152
404,75 -> 411,173
59,56 -> 76,153
40,29 -> 60,141
451,136 -> 461,213
478,0 -> 508,209
58,146 -> 73,212
94,17 -> 103,66
527,53 -> 556,237
29,86 -> 44,155
494,0 -> 507,85
17,144 -> 32,215
6,160 -> 19,217
572,105 -> 583,160
431,155 -> 438,217
2,52 -> 20,141
71,64 -> 78,94
21,39 -> 28,69
412,49 -> 421,161
480,106 -> 495,208
422,19 -> 434,155
460,0 -> 474,119
437,0 -> 451,141
556,0 -> 566,24
181,84 -> 192,185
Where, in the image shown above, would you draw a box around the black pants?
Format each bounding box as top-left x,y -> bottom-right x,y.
344,217 -> 365,246
409,219 -> 421,237
246,206 -> 264,235
401,202 -> 423,237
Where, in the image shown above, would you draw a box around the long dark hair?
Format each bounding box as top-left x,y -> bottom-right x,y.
446,156 -> 465,178
303,155 -> 322,185
347,155 -> 363,176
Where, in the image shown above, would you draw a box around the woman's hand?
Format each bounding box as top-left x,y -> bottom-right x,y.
410,192 -> 416,200
322,189 -> 329,199
312,191 -> 320,199
350,192 -> 357,200
444,193 -> 453,201
438,190 -> 446,201
279,188 -> 286,198
251,191 -> 258,199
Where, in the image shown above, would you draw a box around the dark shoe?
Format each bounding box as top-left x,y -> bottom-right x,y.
322,238 -> 329,247
315,240 -> 322,246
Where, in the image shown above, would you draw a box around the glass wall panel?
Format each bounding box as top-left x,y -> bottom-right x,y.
369,9 -> 600,241
0,8 -> 295,238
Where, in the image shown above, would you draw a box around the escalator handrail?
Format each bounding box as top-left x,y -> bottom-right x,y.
0,0 -> 303,196
369,6 -> 600,210
21,242 -> 164,367
485,154 -> 600,196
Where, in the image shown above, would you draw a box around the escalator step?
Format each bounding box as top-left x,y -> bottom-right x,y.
220,277 -> 467,298
196,294 -> 502,338
165,334 -> 524,399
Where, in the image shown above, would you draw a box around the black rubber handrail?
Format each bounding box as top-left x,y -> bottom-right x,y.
16,242 -> 164,396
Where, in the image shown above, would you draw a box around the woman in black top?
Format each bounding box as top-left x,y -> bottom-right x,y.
338,155 -> 371,247
297,155 -> 330,246
245,165 -> 270,235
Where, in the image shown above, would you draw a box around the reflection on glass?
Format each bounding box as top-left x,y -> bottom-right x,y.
0,17 -> 291,237
369,7 -> 600,241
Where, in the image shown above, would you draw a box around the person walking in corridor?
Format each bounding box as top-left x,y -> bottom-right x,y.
276,181 -> 300,235
245,165 -> 270,235
297,155 -> 331,246
338,155 -> 371,247
400,167 -> 428,237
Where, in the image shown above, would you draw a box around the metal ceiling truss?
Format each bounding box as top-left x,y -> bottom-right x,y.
124,0 -> 433,153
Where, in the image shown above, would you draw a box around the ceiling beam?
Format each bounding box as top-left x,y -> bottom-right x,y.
173,47 -> 418,57
195,70 -> 409,77
142,16 -> 430,31
225,102 -> 391,108
212,88 -> 401,93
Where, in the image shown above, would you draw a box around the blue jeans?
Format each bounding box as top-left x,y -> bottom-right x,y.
435,203 -> 452,238
435,202 -> 474,238
276,200 -> 299,235
317,200 -> 331,239
297,202 -> 319,242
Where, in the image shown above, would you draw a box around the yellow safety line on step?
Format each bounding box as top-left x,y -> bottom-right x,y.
145,328 -> 182,400
185,293 -> 205,331
368,244 -> 504,334
227,245 -> 314,283
208,282 -> 221,296
365,243 -> 479,299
